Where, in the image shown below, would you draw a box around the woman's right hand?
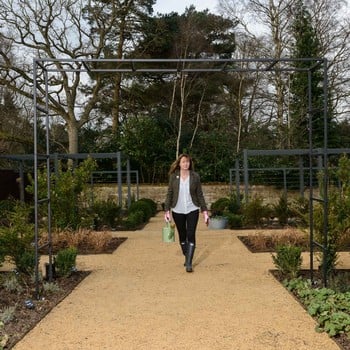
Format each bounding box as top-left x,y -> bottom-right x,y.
164,211 -> 170,222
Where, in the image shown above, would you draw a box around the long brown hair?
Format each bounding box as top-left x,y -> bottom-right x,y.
168,153 -> 194,175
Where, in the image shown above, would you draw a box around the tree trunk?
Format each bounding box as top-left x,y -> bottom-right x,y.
176,73 -> 187,159
67,121 -> 79,154
189,88 -> 206,150
236,76 -> 243,154
112,74 -> 121,133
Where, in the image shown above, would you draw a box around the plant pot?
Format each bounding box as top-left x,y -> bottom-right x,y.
208,216 -> 228,230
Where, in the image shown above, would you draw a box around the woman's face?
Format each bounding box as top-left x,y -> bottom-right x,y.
179,156 -> 190,170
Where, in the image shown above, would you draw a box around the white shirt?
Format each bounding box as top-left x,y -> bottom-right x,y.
172,177 -> 199,214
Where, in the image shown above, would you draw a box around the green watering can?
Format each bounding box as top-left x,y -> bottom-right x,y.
162,221 -> 175,243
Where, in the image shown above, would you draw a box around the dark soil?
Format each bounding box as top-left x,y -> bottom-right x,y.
0,236 -> 127,349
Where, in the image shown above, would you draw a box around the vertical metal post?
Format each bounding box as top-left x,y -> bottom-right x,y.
19,161 -> 25,202
308,69 -> 315,284
299,157 -> 304,197
54,153 -> 59,178
126,158 -> 131,208
44,69 -> 53,283
317,152 -> 323,171
322,59 -> 329,287
235,159 -> 241,205
33,60 -> 40,299
117,152 -> 122,207
308,59 -> 329,287
90,173 -> 95,204
243,149 -> 249,201
136,171 -> 139,201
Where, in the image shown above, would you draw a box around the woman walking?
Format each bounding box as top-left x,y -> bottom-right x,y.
164,154 -> 209,272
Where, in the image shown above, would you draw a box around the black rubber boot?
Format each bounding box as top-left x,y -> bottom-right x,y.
185,242 -> 195,273
180,241 -> 187,266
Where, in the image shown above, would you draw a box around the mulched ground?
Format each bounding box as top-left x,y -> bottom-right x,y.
0,237 -> 127,349
237,235 -> 309,253
39,236 -> 128,255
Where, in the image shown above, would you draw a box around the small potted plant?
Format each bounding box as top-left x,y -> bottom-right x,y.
209,193 -> 244,229
208,197 -> 229,229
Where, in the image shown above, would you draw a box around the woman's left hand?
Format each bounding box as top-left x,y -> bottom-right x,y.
164,211 -> 170,222
203,211 -> 209,226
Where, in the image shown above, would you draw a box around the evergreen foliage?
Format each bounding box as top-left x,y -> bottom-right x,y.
26,158 -> 97,230
54,247 -> 78,277
272,244 -> 302,279
289,1 -> 336,148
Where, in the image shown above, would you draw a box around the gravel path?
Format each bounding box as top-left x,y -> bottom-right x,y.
13,214 -> 340,350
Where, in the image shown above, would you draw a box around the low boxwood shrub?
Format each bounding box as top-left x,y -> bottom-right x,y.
242,195 -> 272,226
16,249 -> 36,275
91,199 -> 122,229
210,197 -> 230,216
226,213 -> 243,229
128,198 -> 156,222
123,210 -> 144,229
272,244 -> 302,279
138,198 -> 157,216
54,247 -> 78,277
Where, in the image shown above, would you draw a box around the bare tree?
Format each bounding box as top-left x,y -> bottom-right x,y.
218,0 -> 297,148
306,0 -> 350,119
0,87 -> 33,154
0,0 -> 108,153
0,0 -> 154,153
218,0 -> 350,147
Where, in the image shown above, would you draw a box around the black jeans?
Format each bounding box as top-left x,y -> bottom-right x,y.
172,209 -> 199,245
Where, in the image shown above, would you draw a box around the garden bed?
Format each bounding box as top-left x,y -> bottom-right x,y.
0,235 -> 126,349
238,229 -> 309,253
238,231 -> 350,350
0,270 -> 90,349
271,268 -> 350,350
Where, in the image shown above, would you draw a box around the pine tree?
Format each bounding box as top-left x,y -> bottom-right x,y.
289,0 -> 335,149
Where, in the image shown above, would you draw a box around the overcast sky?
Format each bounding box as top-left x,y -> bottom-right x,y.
153,0 -> 218,15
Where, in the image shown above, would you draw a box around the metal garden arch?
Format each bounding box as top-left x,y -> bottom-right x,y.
33,57 -> 329,296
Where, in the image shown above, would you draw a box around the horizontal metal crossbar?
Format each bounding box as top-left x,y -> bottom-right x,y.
37,198 -> 49,204
0,152 -> 121,161
311,196 -> 324,202
312,240 -> 326,250
34,57 -> 326,74
38,242 -> 49,250
36,105 -> 48,114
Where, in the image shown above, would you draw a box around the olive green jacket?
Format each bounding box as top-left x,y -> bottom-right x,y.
164,170 -> 208,212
